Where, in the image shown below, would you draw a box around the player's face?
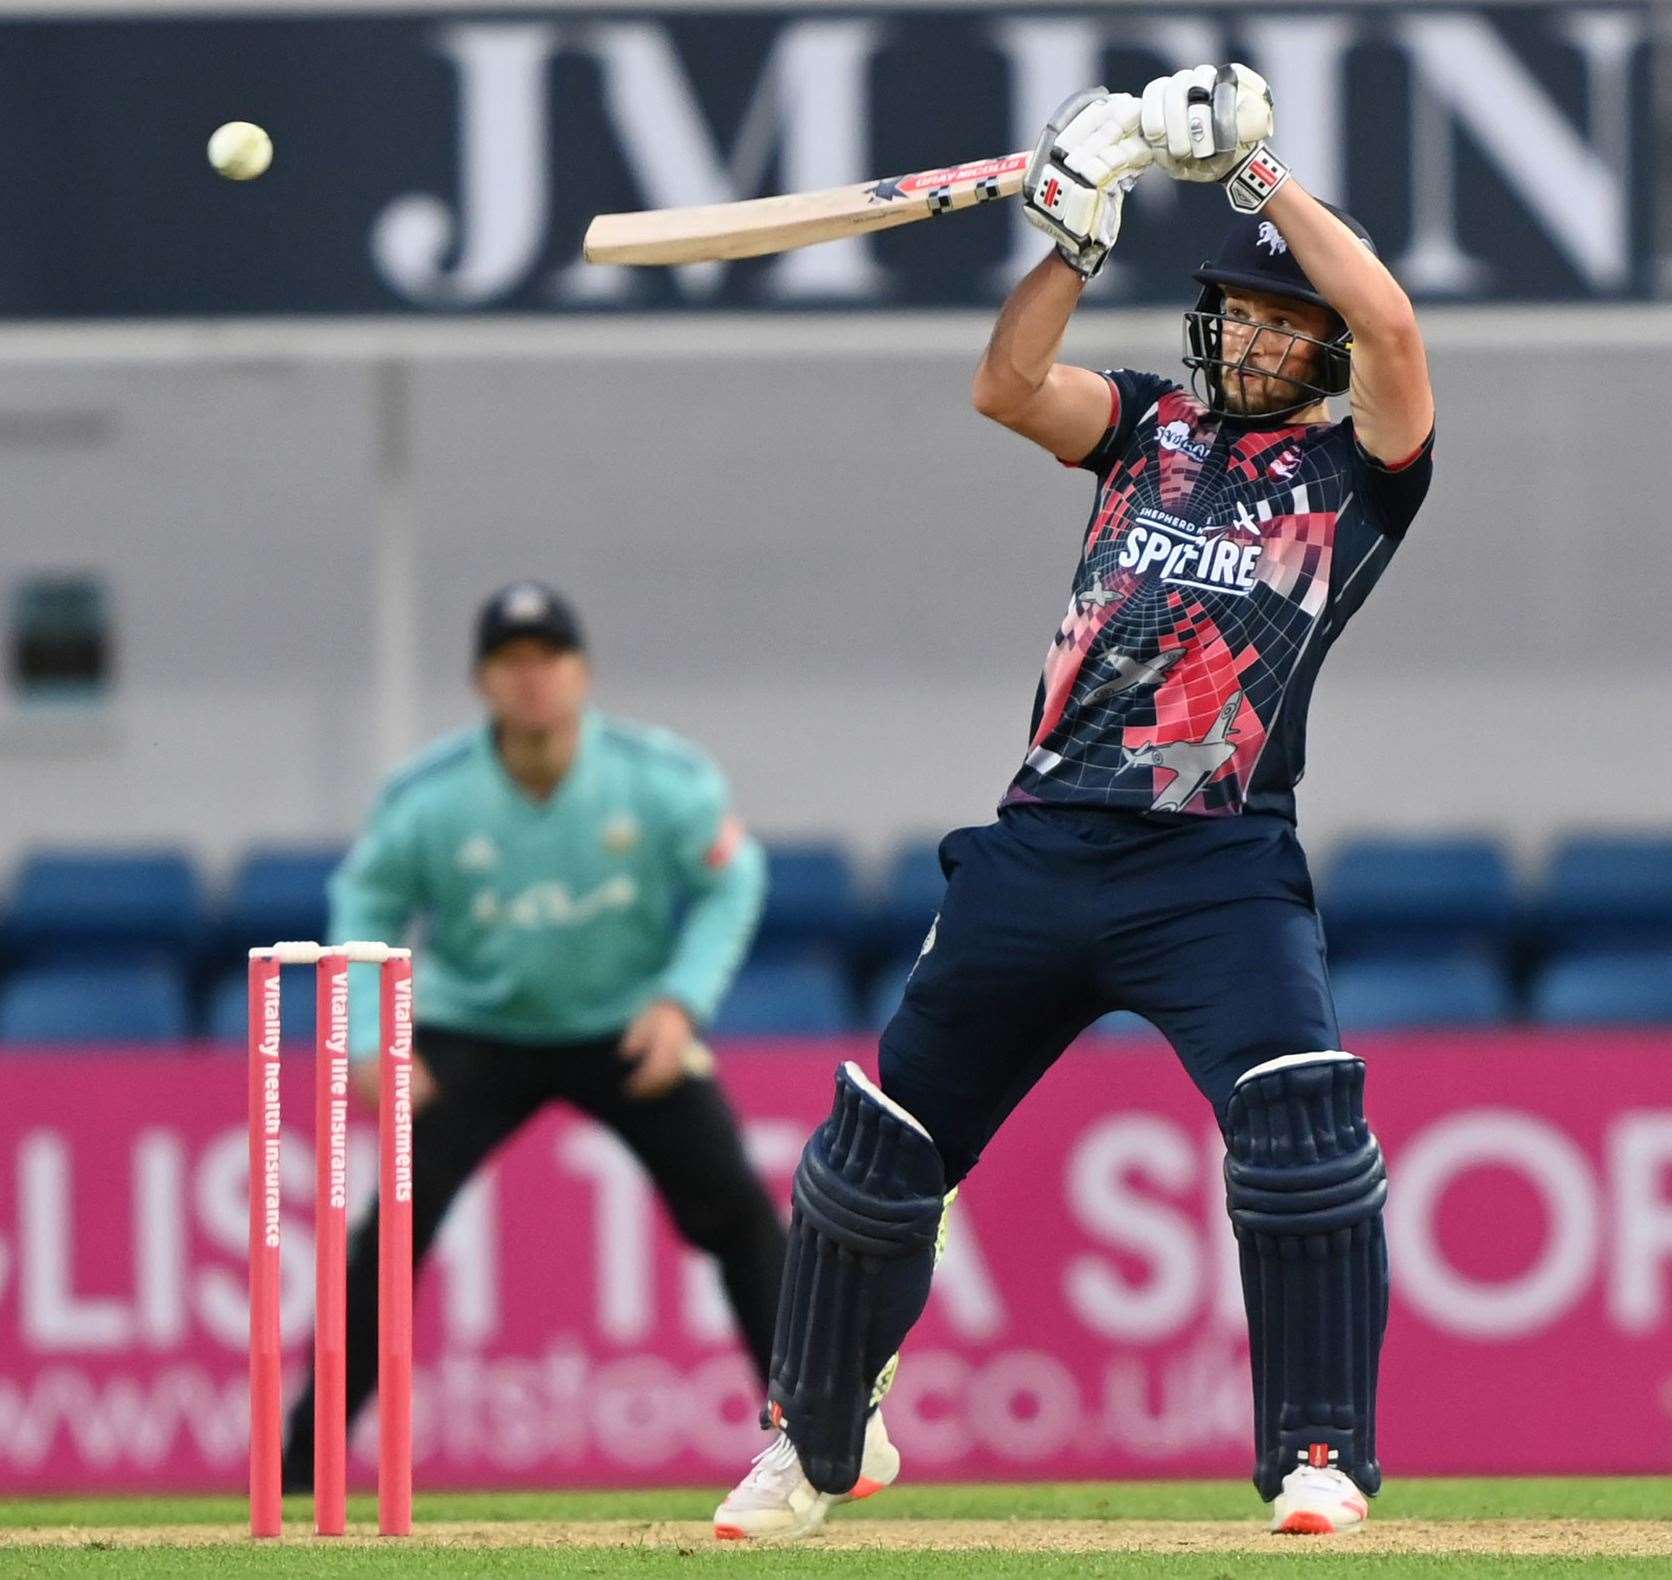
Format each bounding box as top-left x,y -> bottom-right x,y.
1216,288 -> 1337,415
476,639 -> 590,733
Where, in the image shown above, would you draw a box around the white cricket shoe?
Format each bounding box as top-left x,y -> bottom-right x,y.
713,1409 -> 900,1542
1270,1463 -> 1370,1535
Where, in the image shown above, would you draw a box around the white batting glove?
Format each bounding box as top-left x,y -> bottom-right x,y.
1140,63 -> 1288,211
1023,88 -> 1152,278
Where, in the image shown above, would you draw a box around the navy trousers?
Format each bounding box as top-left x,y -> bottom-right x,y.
880,804 -> 1340,1185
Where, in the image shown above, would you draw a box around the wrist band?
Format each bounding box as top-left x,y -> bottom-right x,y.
1224,142 -> 1291,214
1058,241 -> 1104,281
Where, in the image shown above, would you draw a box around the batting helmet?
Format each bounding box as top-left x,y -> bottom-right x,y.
1183,205 -> 1377,419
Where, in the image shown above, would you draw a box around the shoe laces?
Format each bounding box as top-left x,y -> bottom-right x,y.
742,1430 -> 806,1494
1290,1464 -> 1352,1493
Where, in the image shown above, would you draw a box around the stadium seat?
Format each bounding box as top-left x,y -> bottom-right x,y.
1530,950 -> 1672,1026
711,959 -> 853,1036
2,848 -> 204,963
1319,836 -> 1515,960
863,957 -> 917,1029
873,839 -> 947,952
218,845 -> 346,959
1087,1010 -> 1157,1040
753,842 -> 859,958
0,963 -> 190,1044
204,964 -> 321,1045
1329,956 -> 1514,1032
1528,835 -> 1672,953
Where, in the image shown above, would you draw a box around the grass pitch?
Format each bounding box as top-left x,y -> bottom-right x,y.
1,1479 -> 1668,1577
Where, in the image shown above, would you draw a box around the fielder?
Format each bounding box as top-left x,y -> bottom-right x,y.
282,582 -> 786,1488
716,65 -> 1434,1539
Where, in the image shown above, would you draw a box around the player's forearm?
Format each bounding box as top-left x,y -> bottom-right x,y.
659,837 -> 766,1025
971,252 -> 1087,420
1264,182 -> 1418,346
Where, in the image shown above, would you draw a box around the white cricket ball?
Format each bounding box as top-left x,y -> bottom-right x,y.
207,121 -> 273,182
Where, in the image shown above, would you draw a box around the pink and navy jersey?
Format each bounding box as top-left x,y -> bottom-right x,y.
1003,371 -> 1433,821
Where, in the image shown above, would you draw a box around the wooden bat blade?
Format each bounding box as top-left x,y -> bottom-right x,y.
583,152 -> 1030,266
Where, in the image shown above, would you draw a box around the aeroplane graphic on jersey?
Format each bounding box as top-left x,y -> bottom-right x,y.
1076,574 -> 1118,613
1082,646 -> 1184,706
1119,690 -> 1244,812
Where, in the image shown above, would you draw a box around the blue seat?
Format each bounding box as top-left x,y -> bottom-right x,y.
754,843 -> 859,958
1320,837 -> 1515,960
4,848 -> 203,963
863,957 -> 917,1030
1329,956 -> 1513,1032
1529,835 -> 1672,953
873,840 -> 947,952
712,959 -> 853,1036
204,965 -> 320,1045
1087,1010 -> 1157,1040
219,845 -> 346,957
0,963 -> 190,1044
1531,950 -> 1672,1026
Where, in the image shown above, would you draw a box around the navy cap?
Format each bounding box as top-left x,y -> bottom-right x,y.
474,582 -> 585,663
1193,206 -> 1376,313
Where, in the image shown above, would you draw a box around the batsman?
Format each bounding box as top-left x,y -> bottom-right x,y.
717,65 -> 1434,1539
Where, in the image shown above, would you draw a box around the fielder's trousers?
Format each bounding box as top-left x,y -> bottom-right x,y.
281,1025 -> 786,1488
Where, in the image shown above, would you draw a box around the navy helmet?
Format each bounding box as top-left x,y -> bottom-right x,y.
1183,205 -> 1377,419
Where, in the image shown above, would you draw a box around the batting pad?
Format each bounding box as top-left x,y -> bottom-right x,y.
1225,1051 -> 1389,1502
768,1062 -> 945,1494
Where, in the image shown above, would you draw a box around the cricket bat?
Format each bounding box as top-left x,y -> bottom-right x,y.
583,151 -> 1031,266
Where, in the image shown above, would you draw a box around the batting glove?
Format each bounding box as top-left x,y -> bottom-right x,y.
1139,63 -> 1289,212
1022,88 -> 1152,279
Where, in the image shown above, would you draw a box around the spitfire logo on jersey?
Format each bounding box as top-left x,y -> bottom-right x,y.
1115,508 -> 1262,596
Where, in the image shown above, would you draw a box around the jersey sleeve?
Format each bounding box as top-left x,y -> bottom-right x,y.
647,749 -> 767,1025
1068,369 -> 1182,474
1349,424 -> 1435,542
1325,424 -> 1435,623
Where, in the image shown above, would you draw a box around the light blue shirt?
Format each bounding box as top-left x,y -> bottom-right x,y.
331,711 -> 766,1055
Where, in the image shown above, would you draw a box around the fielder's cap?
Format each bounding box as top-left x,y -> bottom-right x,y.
474,581 -> 585,662
1193,205 -> 1376,314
